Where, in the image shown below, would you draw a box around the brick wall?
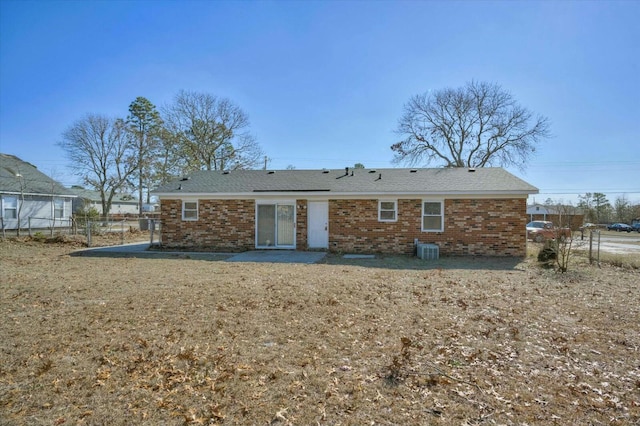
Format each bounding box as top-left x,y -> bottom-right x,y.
160,199 -> 255,251
329,199 -> 423,254
160,197 -> 527,256
439,199 -> 527,256
328,198 -> 527,256
296,200 -> 308,249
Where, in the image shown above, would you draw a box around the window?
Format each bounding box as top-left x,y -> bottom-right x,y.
54,198 -> 64,218
182,201 -> 198,220
2,196 -> 17,219
422,200 -> 443,232
378,200 -> 397,222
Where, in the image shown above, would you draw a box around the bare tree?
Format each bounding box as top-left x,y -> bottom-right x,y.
163,90 -> 263,172
58,114 -> 138,219
537,200 -> 579,273
613,194 -> 632,223
392,81 -> 550,169
552,203 -> 580,273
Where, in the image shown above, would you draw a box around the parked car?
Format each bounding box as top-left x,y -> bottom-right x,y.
579,223 -> 597,231
632,222 -> 640,233
526,221 -> 571,242
607,223 -> 632,232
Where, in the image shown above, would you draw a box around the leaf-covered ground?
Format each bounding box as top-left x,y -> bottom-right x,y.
1,239 -> 638,425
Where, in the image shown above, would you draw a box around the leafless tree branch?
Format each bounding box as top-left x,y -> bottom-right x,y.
392,81 -> 551,170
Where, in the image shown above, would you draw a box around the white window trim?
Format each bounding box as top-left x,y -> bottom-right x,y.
2,196 -> 18,219
182,200 -> 198,221
53,198 -> 65,219
378,199 -> 397,222
422,200 -> 444,232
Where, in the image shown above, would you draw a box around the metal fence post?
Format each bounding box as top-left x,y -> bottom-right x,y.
596,230 -> 601,267
87,221 -> 92,247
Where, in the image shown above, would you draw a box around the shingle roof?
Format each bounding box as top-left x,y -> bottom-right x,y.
153,167 -> 538,196
0,154 -> 75,196
68,187 -> 138,203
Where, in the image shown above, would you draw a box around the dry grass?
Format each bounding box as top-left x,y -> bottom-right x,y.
526,240 -> 640,271
1,237 -> 639,425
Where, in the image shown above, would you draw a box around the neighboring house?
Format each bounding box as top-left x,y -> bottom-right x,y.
69,186 -> 140,216
153,167 -> 538,256
0,154 -> 75,231
527,203 -> 584,229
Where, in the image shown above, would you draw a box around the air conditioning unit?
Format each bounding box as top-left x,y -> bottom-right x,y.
417,243 -> 439,260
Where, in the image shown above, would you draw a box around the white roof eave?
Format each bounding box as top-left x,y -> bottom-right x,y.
154,189 -> 538,199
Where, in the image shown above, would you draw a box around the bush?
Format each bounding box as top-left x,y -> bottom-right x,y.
74,207 -> 101,235
74,206 -> 100,225
538,240 -> 557,263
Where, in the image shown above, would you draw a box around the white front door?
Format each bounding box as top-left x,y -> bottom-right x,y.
308,201 -> 329,249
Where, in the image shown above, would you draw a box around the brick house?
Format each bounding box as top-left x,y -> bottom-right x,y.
527,203 -> 585,230
152,167 -> 538,256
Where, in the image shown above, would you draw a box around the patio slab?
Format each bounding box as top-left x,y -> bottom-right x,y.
227,250 -> 327,264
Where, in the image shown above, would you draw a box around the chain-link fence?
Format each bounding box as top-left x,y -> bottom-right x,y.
83,217 -> 162,247
587,230 -> 601,266
1,215 -> 162,247
1,216 -> 74,238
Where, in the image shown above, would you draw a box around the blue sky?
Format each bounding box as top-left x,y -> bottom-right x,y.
1,0 -> 638,205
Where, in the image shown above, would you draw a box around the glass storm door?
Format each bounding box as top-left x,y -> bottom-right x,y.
256,203 -> 295,248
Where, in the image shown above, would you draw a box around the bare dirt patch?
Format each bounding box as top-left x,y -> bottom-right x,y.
1,240 -> 639,425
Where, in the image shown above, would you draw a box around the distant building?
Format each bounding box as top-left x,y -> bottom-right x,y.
68,186 -> 140,216
527,203 -> 584,229
0,154 -> 75,230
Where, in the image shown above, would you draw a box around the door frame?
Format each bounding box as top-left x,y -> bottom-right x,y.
307,200 -> 329,249
255,200 -> 296,249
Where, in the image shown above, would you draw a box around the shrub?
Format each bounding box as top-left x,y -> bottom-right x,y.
537,240 -> 557,264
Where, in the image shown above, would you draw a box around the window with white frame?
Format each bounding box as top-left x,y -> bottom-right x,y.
378,200 -> 397,222
422,200 -> 444,232
2,196 -> 18,219
54,198 -> 64,218
182,201 -> 198,220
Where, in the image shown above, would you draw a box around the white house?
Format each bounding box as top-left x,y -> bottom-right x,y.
69,186 -> 141,216
0,154 -> 75,231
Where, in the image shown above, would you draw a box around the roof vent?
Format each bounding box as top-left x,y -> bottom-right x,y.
368,170 -> 376,174
322,170 -> 329,174
267,170 -> 275,174
180,176 -> 190,181
410,169 -> 417,173
468,168 -> 476,172
223,170 -> 230,175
